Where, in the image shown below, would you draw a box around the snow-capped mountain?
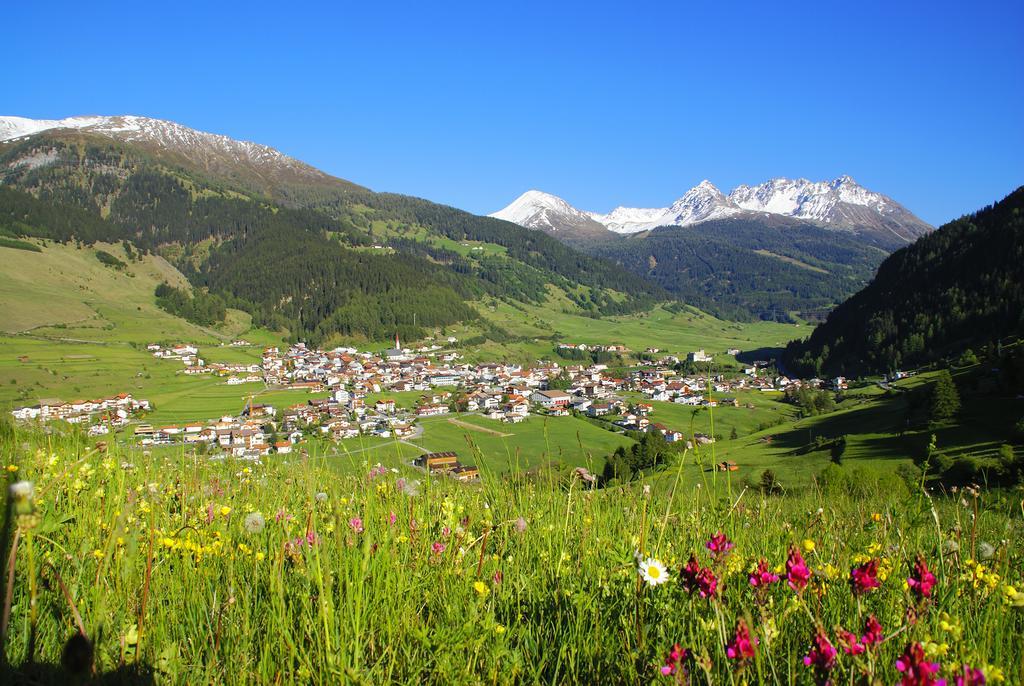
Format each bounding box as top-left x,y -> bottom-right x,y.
491,176 -> 932,246
489,189 -> 609,237
0,115 -> 340,190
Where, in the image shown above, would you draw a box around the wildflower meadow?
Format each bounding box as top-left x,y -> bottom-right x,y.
1,426 -> 1022,684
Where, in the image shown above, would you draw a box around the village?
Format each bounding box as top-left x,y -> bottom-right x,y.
9,336 -> 854,481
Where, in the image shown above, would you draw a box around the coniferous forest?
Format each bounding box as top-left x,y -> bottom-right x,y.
784,187 -> 1024,376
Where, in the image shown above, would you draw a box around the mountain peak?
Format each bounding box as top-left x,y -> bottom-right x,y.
489,189 -> 610,237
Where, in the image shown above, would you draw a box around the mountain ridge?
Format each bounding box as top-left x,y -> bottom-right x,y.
491,176 -> 932,249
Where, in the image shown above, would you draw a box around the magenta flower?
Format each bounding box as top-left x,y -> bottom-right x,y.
706,531 -> 735,560
850,558 -> 882,596
803,629 -> 838,682
896,642 -> 945,686
955,666 -> 986,686
786,545 -> 811,593
725,619 -> 757,663
388,511 -> 397,526
861,614 -> 884,649
839,629 -> 866,655
660,643 -> 690,679
908,554 -> 937,601
349,517 -> 364,534
680,555 -> 718,598
431,541 -> 446,556
749,558 -> 780,588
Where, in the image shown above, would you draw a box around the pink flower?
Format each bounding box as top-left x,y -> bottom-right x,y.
749,558 -> 780,588
660,643 -> 690,680
706,532 -> 734,560
206,503 -> 215,524
442,526 -> 451,538
908,554 -> 937,601
803,629 -> 838,681
514,516 -> 528,533
431,541 -> 446,556
493,569 -> 503,585
861,615 -> 884,648
955,666 -> 986,686
895,642 -> 945,686
850,559 -> 881,596
786,545 -> 811,593
680,555 -> 718,598
839,630 -> 866,655
388,511 -> 397,526
725,619 -> 757,663
349,517 -> 364,534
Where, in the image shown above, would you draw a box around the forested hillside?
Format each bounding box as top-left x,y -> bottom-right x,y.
0,132 -> 664,343
784,187 -> 1024,376
589,216 -> 886,322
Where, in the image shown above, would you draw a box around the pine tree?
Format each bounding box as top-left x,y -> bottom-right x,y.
929,370 -> 961,422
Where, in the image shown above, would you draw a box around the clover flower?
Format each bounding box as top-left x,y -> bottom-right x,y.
909,554 -> 937,601
349,517 -> 364,534
803,629 -> 838,680
706,532 -> 734,560
725,619 -> 757,663
786,545 -> 811,593
955,665 -> 986,686
850,558 -> 881,596
660,643 -> 690,680
680,555 -> 717,598
861,614 -> 884,648
749,558 -> 780,588
896,642 -> 943,686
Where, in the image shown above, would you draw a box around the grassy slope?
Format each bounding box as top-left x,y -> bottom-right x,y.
0,240 -> 283,413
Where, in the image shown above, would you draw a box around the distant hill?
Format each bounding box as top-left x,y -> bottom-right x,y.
0,116 -> 664,345
587,215 -> 889,322
784,186 -> 1024,376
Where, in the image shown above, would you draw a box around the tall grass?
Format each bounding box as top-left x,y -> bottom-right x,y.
1,425 -> 1021,684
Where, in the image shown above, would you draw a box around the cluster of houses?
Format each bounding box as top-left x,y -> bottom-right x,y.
147,343 -> 204,369
10,393 -> 151,435
13,334 -> 843,468
556,342 -> 630,355
413,451 -> 479,482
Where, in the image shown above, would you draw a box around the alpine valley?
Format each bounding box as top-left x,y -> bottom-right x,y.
0,115 -> 667,348
492,178 -> 933,321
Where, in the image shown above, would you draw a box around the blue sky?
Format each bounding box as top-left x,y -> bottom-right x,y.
5,0 -> 1022,225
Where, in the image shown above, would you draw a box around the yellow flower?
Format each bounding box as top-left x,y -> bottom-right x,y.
92,549 -> 104,559
871,512 -> 882,522
220,506 -> 231,517
494,624 -> 506,634
473,581 -> 490,597
255,552 -> 266,562
6,464 -> 18,473
802,539 -> 815,553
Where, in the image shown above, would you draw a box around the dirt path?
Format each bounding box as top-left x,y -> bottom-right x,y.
446,417 -> 513,438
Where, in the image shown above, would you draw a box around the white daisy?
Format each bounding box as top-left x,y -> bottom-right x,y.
638,557 -> 669,587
